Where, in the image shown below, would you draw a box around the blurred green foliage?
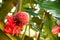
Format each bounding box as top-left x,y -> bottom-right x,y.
0,0 -> 60,40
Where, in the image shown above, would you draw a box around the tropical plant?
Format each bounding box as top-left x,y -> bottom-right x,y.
0,0 -> 60,40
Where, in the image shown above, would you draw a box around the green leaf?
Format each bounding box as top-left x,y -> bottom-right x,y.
31,17 -> 42,25
39,1 -> 60,10
24,35 -> 33,40
0,22 -> 5,31
38,8 -> 45,18
30,17 -> 42,32
0,1 -> 14,21
55,9 -> 60,15
55,17 -> 60,20
26,11 -> 38,16
39,1 -> 60,14
21,3 -> 38,16
30,23 -> 39,32
31,17 -> 42,28
44,12 -> 57,40
6,34 -> 19,40
14,36 -> 21,40
0,30 -> 11,40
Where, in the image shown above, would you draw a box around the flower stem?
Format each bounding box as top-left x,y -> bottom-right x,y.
17,0 -> 22,12
22,26 -> 27,40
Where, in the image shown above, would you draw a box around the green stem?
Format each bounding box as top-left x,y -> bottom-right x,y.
17,0 -> 22,12
37,23 -> 44,40
37,10 -> 45,40
29,25 -> 30,37
19,0 -> 22,12
22,26 -> 27,40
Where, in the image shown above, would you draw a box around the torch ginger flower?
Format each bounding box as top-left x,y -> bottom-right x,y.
5,12 -> 29,35
52,24 -> 60,34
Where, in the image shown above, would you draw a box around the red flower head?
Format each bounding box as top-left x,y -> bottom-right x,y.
4,12 -> 29,35
14,12 -> 29,25
52,26 -> 60,34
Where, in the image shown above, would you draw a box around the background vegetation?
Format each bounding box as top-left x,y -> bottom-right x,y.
0,0 -> 60,40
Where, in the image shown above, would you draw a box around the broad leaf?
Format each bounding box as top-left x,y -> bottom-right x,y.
39,1 -> 60,14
